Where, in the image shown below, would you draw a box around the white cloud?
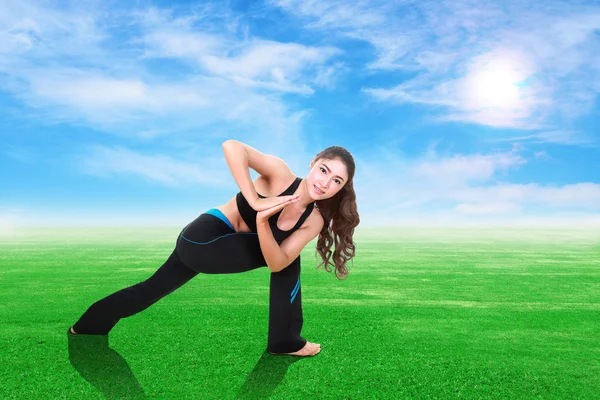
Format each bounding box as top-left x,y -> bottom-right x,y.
410,153 -> 526,185
206,40 -> 339,85
272,0 -> 387,30
361,212 -> 600,229
77,133 -> 314,192
7,65 -> 309,139
5,141 -> 600,228
351,143 -> 600,227
80,145 -> 231,187
140,30 -> 225,60
1,0 -> 598,230
274,0 -> 600,133
22,68 -> 208,119
139,16 -> 342,94
0,1 -> 340,137
488,130 -> 598,147
31,73 -> 153,109
0,0 -> 109,61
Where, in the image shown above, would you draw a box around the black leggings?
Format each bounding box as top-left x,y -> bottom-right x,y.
71,211 -> 307,354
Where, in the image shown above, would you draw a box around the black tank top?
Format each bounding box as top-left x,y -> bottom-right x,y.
236,177 -> 315,243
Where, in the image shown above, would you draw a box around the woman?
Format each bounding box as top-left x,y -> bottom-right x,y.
69,140 -> 359,357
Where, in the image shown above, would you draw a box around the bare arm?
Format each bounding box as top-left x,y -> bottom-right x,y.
222,140 -> 292,209
257,220 -> 288,273
257,209 -> 324,273
222,140 -> 260,207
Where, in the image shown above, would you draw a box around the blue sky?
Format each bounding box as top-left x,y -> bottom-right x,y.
1,0 -> 599,231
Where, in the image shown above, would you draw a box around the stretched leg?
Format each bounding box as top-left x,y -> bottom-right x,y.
267,256 -> 307,353
177,214 -> 308,353
71,250 -> 198,335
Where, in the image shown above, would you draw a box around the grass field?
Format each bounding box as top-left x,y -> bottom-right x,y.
1,227 -> 599,399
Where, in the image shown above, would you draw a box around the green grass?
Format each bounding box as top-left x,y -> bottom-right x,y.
1,227 -> 599,399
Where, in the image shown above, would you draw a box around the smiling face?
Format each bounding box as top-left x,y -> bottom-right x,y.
308,157 -> 349,200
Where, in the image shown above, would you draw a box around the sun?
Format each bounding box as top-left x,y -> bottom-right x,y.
466,58 -> 525,109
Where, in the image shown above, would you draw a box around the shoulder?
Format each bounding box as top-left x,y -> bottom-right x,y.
256,171 -> 298,197
306,205 -> 325,232
232,141 -> 293,182
270,171 -> 299,188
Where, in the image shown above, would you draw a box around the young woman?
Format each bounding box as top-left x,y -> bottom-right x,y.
69,140 -> 359,357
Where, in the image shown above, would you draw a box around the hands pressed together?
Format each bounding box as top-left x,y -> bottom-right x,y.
253,194 -> 301,224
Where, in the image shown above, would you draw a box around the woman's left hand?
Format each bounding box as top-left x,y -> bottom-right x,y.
256,194 -> 300,224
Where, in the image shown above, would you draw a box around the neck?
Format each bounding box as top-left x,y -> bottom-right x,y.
291,178 -> 314,210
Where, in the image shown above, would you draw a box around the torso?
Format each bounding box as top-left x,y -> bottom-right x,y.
216,173 -> 322,233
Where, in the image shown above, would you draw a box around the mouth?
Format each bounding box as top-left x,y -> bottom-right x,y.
314,185 -> 325,195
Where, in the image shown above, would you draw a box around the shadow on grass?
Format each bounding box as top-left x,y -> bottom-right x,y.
67,330 -> 146,399
235,350 -> 306,400
68,329 -> 311,399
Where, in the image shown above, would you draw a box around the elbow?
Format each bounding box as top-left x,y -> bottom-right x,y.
270,258 -> 290,273
271,253 -> 291,273
269,264 -> 281,273
268,259 -> 285,273
222,139 -> 238,148
222,140 -> 246,157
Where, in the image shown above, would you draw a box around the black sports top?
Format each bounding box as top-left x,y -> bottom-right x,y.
236,177 -> 315,244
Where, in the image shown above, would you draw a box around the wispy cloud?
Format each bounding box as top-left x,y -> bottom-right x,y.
77,138 -> 315,193
410,152 -> 526,186
137,6 -> 343,92
2,145 -> 36,164
79,138 -> 598,227
142,35 -> 340,94
0,1 -> 341,137
1,0 -> 598,229
487,130 -> 598,147
274,0 -> 600,135
533,151 -> 551,160
17,67 -> 306,138
80,145 -> 230,187
353,143 -> 600,226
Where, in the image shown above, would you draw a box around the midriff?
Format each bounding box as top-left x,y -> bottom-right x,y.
215,174 -> 316,233
215,199 -> 252,233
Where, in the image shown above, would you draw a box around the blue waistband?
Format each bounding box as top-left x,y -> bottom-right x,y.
205,208 -> 235,231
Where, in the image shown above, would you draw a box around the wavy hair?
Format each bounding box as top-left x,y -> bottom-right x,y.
312,146 -> 360,280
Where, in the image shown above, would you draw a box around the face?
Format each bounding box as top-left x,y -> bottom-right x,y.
308,158 -> 348,199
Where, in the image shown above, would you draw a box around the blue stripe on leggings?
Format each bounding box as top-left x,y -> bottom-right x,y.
180,210 -> 254,245
205,208 -> 235,231
290,278 -> 300,304
180,231 -> 257,245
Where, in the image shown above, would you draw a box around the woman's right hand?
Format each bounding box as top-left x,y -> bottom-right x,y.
250,195 -> 300,212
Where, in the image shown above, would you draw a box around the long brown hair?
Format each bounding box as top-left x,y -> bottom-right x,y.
312,146 -> 359,280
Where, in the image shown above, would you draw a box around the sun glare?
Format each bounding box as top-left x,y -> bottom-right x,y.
466,58 -> 525,109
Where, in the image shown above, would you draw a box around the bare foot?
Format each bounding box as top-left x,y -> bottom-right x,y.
70,327 -> 77,335
269,341 -> 321,356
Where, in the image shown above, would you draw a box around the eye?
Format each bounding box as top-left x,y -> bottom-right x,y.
320,167 -> 342,185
